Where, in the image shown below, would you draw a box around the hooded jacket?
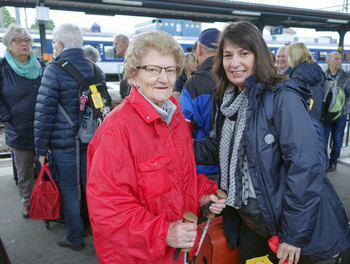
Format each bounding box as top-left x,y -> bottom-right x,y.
194,76 -> 350,261
289,61 -> 325,122
86,86 -> 218,264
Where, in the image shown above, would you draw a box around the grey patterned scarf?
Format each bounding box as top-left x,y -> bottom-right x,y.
219,85 -> 249,208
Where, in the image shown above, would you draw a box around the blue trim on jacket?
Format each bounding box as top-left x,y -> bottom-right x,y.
179,56 -> 218,175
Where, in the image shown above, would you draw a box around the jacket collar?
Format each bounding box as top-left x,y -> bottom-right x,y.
125,86 -> 180,124
197,56 -> 215,71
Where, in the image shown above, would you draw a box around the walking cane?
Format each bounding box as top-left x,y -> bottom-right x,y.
192,189 -> 227,264
172,212 -> 198,264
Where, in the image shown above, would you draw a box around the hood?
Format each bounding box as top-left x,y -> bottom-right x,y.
244,75 -> 312,107
289,61 -> 325,87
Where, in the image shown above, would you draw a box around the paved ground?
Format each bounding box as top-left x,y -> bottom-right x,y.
0,147 -> 349,264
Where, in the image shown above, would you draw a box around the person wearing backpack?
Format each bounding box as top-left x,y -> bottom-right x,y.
179,28 -> 220,183
324,51 -> 350,172
34,23 -> 105,251
193,21 -> 350,263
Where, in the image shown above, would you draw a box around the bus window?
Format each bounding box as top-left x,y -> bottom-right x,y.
104,45 -> 123,60
318,51 -> 327,61
104,45 -> 115,60
342,52 -> 349,62
309,51 -> 315,59
32,42 -> 42,58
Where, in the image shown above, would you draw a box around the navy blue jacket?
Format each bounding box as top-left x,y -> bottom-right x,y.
34,48 -> 95,155
179,56 -> 218,176
289,61 -> 325,122
0,58 -> 43,149
194,76 -> 350,261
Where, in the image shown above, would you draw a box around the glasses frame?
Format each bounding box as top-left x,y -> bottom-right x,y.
136,65 -> 180,77
12,38 -> 32,45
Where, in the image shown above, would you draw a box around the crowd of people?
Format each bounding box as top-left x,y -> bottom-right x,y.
0,20 -> 350,264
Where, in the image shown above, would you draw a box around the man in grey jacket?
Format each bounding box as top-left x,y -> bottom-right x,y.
324,51 -> 350,172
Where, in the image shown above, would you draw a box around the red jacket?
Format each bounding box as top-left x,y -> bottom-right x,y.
87,87 -> 217,264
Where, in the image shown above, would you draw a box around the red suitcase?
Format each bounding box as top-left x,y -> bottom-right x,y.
191,216 -> 240,264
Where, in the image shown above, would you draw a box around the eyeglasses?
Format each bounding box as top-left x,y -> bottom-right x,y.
12,38 -> 31,45
51,41 -> 58,46
136,65 -> 180,77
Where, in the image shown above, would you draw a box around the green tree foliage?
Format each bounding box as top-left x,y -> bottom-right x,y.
1,7 -> 16,27
30,19 -> 55,30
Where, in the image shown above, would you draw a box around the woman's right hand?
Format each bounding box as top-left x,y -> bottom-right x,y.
276,242 -> 301,264
166,220 -> 197,249
39,155 -> 46,166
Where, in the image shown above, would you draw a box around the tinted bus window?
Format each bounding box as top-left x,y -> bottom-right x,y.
309,51 -> 315,59
342,52 -> 349,62
318,51 -> 328,61
104,45 -> 115,60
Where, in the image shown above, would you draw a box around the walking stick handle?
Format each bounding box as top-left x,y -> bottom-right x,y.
205,189 -> 227,219
181,212 -> 198,253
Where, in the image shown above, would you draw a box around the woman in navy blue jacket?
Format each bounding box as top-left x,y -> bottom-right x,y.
0,24 -> 43,218
286,42 -> 325,122
194,21 -> 350,263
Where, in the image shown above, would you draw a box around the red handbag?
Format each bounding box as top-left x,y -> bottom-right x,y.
30,163 -> 62,219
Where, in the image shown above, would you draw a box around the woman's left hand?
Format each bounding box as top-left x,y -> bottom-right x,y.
276,242 -> 301,264
200,194 -> 227,215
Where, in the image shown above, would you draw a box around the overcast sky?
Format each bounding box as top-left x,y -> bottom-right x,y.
5,0 -> 348,40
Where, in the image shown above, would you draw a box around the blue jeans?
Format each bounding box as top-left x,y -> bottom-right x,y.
323,114 -> 348,165
51,147 -> 87,244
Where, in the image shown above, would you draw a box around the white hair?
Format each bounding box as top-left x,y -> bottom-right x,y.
53,23 -> 83,48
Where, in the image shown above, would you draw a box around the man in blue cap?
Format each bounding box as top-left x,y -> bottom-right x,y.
179,28 -> 220,183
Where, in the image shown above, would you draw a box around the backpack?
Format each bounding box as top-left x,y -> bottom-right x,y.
53,59 -> 112,144
322,78 -> 345,125
264,88 -> 329,172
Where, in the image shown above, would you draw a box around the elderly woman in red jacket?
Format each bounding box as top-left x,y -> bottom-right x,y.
86,30 -> 226,264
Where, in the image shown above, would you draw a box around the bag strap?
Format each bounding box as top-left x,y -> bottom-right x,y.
57,103 -> 82,200
52,59 -> 87,87
38,164 -> 59,192
58,104 -> 79,135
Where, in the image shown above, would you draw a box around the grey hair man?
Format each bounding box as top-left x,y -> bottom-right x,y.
113,34 -> 130,99
113,34 -> 129,57
323,51 -> 350,172
34,23 -> 106,251
179,28 -> 220,183
276,46 -> 291,75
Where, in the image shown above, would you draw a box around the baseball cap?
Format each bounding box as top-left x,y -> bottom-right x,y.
198,28 -> 220,49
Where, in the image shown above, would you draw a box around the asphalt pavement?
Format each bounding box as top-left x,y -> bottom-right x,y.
0,148 -> 350,264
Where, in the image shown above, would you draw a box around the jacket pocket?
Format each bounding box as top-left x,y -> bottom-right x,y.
137,154 -> 172,198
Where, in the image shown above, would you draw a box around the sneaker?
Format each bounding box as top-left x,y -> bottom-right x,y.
57,235 -> 85,251
326,162 -> 337,173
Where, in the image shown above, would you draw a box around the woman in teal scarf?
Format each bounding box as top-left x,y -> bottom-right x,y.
0,24 -> 43,218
